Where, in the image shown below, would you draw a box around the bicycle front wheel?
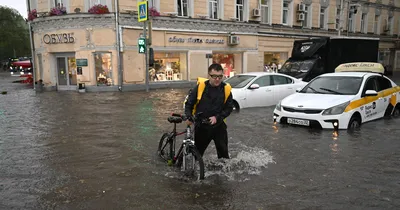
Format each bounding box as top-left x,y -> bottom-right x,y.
182,147 -> 205,180
157,133 -> 174,164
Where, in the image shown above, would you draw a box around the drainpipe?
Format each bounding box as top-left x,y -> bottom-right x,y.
115,0 -> 122,91
26,0 -> 36,90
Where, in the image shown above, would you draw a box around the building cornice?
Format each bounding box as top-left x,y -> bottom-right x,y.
30,14 -> 399,42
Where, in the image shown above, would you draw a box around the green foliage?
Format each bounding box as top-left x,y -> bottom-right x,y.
0,6 -> 31,61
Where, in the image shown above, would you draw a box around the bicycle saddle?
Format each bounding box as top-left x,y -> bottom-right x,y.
168,116 -> 182,124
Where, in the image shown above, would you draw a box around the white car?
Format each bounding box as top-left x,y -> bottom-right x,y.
273,62 -> 400,130
224,72 -> 307,111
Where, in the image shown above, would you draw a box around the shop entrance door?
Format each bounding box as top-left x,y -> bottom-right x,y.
56,56 -> 77,90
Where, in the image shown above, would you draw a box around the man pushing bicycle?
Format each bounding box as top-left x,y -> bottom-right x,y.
184,64 -> 234,159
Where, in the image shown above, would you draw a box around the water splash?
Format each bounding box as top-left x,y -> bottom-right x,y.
203,144 -> 275,181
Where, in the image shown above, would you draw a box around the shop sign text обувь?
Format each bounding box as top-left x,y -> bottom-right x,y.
43,33 -> 75,44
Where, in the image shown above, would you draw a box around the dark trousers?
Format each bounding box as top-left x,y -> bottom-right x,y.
194,122 -> 229,159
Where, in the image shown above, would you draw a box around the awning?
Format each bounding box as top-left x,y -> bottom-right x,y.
291,38 -> 328,59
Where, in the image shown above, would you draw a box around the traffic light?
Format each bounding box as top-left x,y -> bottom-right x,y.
149,47 -> 154,66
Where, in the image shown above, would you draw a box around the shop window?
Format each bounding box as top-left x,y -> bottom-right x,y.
150,52 -> 187,82
212,53 -> 241,78
264,52 -> 288,71
94,52 -> 113,86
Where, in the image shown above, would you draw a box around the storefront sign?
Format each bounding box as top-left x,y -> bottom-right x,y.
76,59 -> 88,67
168,36 -> 224,44
43,33 -> 75,44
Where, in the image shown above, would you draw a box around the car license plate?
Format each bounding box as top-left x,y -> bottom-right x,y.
287,118 -> 310,126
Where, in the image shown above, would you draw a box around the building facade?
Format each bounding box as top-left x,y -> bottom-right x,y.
28,0 -> 400,91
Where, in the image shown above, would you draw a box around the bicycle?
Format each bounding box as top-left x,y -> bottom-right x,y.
157,112 -> 208,180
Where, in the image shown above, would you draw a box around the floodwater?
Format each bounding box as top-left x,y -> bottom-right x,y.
1,72 -> 400,210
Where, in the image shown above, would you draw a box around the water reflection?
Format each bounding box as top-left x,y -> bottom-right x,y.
1,73 -> 400,209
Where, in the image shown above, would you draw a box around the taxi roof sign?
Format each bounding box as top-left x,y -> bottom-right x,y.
335,62 -> 384,74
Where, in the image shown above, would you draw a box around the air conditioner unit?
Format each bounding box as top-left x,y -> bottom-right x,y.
297,13 -> 305,21
252,8 -> 261,17
298,3 -> 306,12
228,35 -> 240,45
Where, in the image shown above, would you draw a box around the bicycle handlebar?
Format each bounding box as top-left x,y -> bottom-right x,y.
171,112 -> 211,125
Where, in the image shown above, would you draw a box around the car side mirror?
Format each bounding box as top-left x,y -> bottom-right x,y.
364,90 -> 378,97
249,84 -> 260,89
296,87 -> 302,92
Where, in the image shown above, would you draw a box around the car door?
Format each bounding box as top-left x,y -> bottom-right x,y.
245,75 -> 273,107
360,76 -> 384,122
376,76 -> 394,117
270,75 -> 295,105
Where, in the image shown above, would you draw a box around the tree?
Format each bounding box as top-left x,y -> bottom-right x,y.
0,6 -> 31,61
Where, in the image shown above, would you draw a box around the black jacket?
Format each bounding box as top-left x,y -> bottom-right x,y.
184,81 -> 234,123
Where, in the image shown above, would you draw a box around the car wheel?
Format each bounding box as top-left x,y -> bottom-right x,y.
347,115 -> 361,130
232,101 -> 240,113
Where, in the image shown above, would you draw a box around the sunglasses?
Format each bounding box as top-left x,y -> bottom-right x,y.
209,74 -> 223,79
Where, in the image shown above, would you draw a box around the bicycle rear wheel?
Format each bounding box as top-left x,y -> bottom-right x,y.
181,147 -> 205,180
157,133 -> 174,163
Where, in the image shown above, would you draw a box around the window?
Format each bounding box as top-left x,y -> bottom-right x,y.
348,12 -> 354,32
209,0 -> 219,19
53,0 -> 65,9
361,13 -> 367,33
88,0 -> 112,12
304,4 -> 311,28
212,53 -> 240,77
94,53 -> 113,86
272,75 -> 292,85
260,0 -> 270,24
374,15 -> 380,34
364,77 -> 378,92
177,0 -> 189,17
252,76 -> 271,87
148,0 -> 160,10
377,77 -> 392,91
320,7 -> 327,29
224,75 -> 256,88
335,8 -> 340,30
302,76 -> 363,95
282,1 -> 289,25
236,0 -> 244,21
388,16 -> 393,35
150,52 -> 187,81
30,0 -> 38,10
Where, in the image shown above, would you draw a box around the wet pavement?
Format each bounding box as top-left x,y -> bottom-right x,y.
1,72 -> 400,210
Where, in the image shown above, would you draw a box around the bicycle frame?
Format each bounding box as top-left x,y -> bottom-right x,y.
173,124 -> 196,165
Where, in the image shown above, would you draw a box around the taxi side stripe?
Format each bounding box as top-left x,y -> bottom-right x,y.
344,86 -> 400,112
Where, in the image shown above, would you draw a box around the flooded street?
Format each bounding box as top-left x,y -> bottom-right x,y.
1,72 -> 400,210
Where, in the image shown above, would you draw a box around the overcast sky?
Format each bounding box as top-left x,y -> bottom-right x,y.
1,0 -> 28,19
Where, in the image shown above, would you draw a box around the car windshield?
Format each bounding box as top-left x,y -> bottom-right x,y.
280,59 -> 316,73
224,75 -> 256,88
300,76 -> 363,95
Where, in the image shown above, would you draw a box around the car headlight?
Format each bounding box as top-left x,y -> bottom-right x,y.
322,101 -> 350,115
275,101 -> 282,111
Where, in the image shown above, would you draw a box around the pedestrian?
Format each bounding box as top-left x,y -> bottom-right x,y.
184,63 -> 234,159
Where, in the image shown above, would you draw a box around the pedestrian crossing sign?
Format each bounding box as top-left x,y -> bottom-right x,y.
138,1 -> 148,22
